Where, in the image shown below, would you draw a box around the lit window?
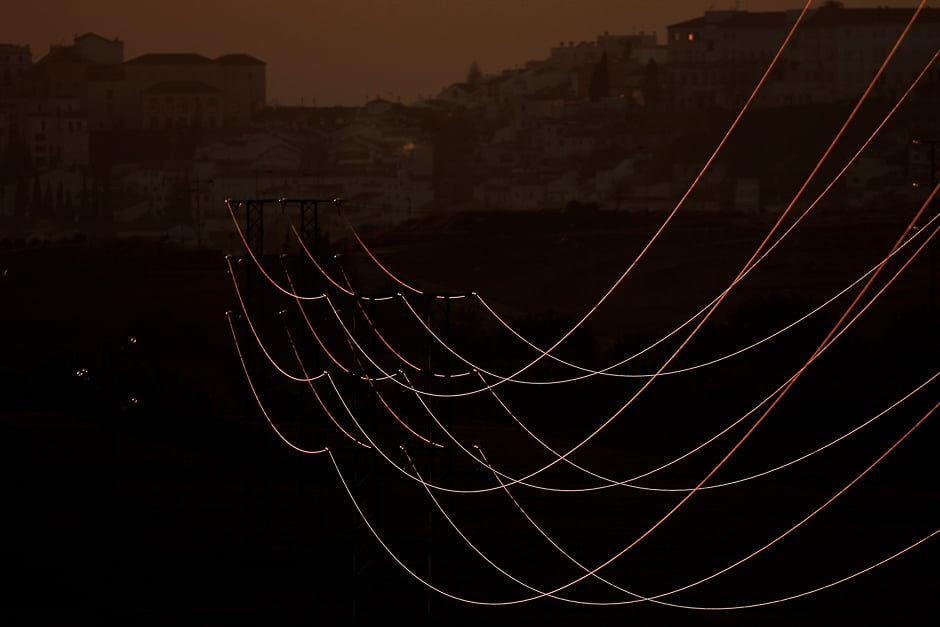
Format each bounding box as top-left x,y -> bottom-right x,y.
687,32 -> 696,41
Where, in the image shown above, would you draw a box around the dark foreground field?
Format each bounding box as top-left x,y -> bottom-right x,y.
1,207 -> 936,625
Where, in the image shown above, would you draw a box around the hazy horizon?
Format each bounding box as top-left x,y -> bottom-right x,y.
4,1 -> 929,106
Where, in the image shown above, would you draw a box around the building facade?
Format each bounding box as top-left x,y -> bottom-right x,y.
0,43 -> 31,92
666,5 -> 940,109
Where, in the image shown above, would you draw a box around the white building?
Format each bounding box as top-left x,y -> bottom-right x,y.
25,97 -> 89,168
666,5 -> 940,109
124,53 -> 265,128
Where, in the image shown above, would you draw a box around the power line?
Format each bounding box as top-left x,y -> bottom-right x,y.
218,0 -> 937,615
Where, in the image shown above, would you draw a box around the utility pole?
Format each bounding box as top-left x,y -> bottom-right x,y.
227,198 -> 472,621
228,197 -> 338,591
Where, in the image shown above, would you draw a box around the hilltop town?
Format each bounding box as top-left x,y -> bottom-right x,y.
1,2 -> 938,251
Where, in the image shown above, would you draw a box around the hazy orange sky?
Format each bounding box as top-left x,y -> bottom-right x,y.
3,1 -> 926,106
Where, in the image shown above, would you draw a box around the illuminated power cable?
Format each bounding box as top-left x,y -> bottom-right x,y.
319,282 -> 447,446
332,254 -> 424,372
268,253 -> 430,384
477,367 -> 939,492
317,227 -> 940,601
335,445 -> 939,608
235,3 -> 932,592
225,199 -> 329,300
263,94 -> 938,397
367,376 -> 444,447
638,399 -> 939,609
230,3 -> 937,609
225,255 -> 326,382
400,444 -> 642,604
302,206 -> 937,401
321,293 -> 470,381
225,311 -> 327,454
289,223 -> 355,295
328,446 -> 540,606
283,191 -> 940,621
344,373 -> 444,448
365,40 -> 940,392
328,396 -> 937,607
342,213 -> 425,295
560,179 -> 940,601
330,28 -> 940,452
325,370 -> 508,495
317,214 -> 939,496
277,260 -> 442,446
276,114 -> 940,490
323,206 -> 939,399
279,256 -> 354,374
538,387 -> 936,605
231,282 -> 439,450
379,5 -> 939,501
587,0 -> 932,414
339,0 -> 815,382
226,19 -> 924,448
288,247 -> 473,380
225,211 -> 450,447
330,334 -> 443,447
399,295 -> 931,492
231,14 -> 926,418
723,177 -> 940,485
230,252 -> 426,445
470,406 -> 940,611
281,316 -> 370,448
664,529 -> 939,611
277,256 -> 404,382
